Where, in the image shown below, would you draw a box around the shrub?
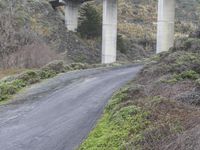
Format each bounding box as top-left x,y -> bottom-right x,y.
42,60 -> 66,74
0,80 -> 26,101
38,70 -> 56,79
117,34 -> 127,54
0,61 -> 106,102
174,70 -> 200,81
18,70 -> 40,84
77,3 -> 102,38
69,63 -> 89,70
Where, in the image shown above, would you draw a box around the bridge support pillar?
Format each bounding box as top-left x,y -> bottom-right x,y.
102,0 -> 118,64
64,1 -> 80,32
156,0 -> 175,53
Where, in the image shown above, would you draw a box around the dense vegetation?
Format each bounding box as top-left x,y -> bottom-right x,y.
80,36 -> 200,149
1,0 -> 200,68
1,0 -> 200,149
0,0 -> 100,69
0,61 -> 112,103
78,4 -> 102,38
85,0 -> 200,61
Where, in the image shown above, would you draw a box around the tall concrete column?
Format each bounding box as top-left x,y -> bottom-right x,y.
59,0 -> 64,3
156,0 -> 175,53
102,0 -> 118,64
64,1 -> 80,32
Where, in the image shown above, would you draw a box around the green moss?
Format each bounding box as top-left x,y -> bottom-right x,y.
38,70 -> 57,79
18,70 -> 41,85
173,70 -> 199,82
175,53 -> 199,66
0,79 -> 26,101
162,70 -> 199,84
69,63 -> 89,70
106,88 -> 129,112
79,88 -> 150,150
150,54 -> 161,62
177,70 -> 199,80
150,96 -> 164,105
162,78 -> 179,84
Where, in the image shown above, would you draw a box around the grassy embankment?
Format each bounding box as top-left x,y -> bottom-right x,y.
80,38 -> 200,150
0,61 -> 119,103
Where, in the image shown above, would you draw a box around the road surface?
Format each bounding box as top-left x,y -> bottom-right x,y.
0,65 -> 142,150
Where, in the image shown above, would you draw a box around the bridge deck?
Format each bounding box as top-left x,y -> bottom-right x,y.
50,0 -> 92,9
49,0 -> 65,9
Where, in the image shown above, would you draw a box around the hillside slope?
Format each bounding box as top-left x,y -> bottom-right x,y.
119,0 -> 200,59
1,0 -> 200,68
0,0 -> 100,69
88,0 -> 200,61
80,36 -> 200,149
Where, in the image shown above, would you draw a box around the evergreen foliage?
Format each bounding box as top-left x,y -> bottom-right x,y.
77,3 -> 102,38
117,34 -> 127,54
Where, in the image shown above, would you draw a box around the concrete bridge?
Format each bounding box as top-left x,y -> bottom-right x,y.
50,0 -> 176,64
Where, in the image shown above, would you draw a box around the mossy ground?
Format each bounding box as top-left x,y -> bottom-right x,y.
79,38 -> 200,149
79,88 -> 150,150
79,84 -> 198,150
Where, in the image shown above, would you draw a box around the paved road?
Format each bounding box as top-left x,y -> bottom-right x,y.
0,65 -> 142,150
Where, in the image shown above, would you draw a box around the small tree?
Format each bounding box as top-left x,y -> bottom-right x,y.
117,34 -> 127,54
77,3 -> 102,38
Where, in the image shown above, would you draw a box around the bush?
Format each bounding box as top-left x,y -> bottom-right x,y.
77,3 -> 102,38
69,63 -> 89,70
175,70 -> 200,81
0,61 -> 107,102
117,34 -> 127,54
17,70 -> 40,84
42,60 -> 66,74
0,80 -> 26,101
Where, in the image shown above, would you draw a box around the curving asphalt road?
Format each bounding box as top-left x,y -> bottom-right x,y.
0,65 -> 142,150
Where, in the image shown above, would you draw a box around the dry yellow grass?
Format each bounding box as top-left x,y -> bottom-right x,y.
0,69 -> 27,79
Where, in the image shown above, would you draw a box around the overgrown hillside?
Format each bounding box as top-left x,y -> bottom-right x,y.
80,35 -> 200,149
1,0 -> 200,68
86,0 -> 200,61
118,0 -> 200,58
0,0 -> 100,69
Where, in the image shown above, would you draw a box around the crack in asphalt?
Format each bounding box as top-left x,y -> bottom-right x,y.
0,65 -> 142,150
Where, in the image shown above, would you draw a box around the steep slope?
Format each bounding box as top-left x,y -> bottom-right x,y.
80,36 -> 200,149
1,0 -> 200,68
87,0 -> 200,61
118,0 -> 200,59
0,0 -> 100,69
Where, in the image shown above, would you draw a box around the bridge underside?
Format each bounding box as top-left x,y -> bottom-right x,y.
49,0 -> 65,9
59,0 -> 92,4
